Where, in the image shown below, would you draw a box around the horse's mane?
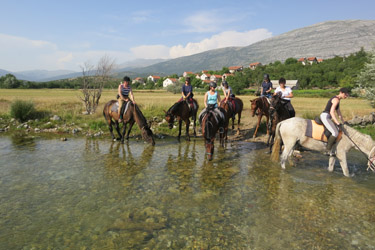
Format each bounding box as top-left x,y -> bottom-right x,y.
344,125 -> 375,152
133,104 -> 149,129
167,101 -> 183,114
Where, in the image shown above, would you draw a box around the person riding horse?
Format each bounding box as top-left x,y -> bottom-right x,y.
118,76 -> 136,123
199,81 -> 225,129
320,87 -> 349,155
261,73 -> 273,98
221,81 -> 236,119
274,77 -> 295,117
179,77 -> 196,119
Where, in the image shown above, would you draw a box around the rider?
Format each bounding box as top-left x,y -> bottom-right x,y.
261,74 -> 273,98
180,76 -> 196,117
222,80 -> 236,118
274,77 -> 295,117
199,81 -> 224,124
320,87 -> 349,154
118,76 -> 136,122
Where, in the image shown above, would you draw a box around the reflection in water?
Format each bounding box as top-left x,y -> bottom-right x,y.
0,136 -> 374,249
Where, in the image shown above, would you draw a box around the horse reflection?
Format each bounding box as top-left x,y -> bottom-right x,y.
165,141 -> 197,191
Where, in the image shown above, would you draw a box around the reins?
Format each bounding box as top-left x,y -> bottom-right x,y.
342,128 -> 375,171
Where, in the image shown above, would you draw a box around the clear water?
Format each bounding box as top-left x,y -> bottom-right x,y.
0,135 -> 374,249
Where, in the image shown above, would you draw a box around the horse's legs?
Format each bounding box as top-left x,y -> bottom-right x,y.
177,119 -> 182,141
336,151 -> 350,177
192,113 -> 197,137
253,115 -> 262,138
120,122 -> 127,144
107,119 -> 116,140
237,111 -> 241,135
126,120 -> 135,140
231,115 -> 235,130
185,119 -> 190,141
328,156 -> 336,172
114,121 -> 122,140
280,140 -> 296,169
266,115 -> 270,136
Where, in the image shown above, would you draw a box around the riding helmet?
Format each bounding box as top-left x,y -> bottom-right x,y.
209,81 -> 217,88
222,81 -> 228,87
263,74 -> 270,80
123,76 -> 131,82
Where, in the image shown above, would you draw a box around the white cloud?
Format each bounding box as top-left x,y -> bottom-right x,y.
130,29 -> 272,59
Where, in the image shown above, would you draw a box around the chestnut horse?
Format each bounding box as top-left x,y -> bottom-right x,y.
103,100 -> 155,145
250,96 -> 270,138
165,99 -> 198,141
219,97 -> 243,139
201,108 -> 226,160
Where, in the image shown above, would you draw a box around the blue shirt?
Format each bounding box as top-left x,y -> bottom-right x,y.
207,91 -> 218,107
261,81 -> 272,95
182,84 -> 193,97
121,85 -> 132,97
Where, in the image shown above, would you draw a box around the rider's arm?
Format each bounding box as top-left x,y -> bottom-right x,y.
330,98 -> 340,125
337,108 -> 344,124
217,92 -> 221,104
130,89 -> 135,104
204,93 -> 208,108
285,89 -> 293,98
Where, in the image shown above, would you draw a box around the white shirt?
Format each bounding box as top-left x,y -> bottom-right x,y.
275,86 -> 292,101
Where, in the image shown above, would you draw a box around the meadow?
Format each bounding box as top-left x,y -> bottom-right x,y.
0,89 -> 374,137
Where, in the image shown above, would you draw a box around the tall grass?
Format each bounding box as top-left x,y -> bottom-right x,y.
10,100 -> 36,122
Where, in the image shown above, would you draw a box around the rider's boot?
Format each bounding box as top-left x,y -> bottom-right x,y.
325,135 -> 337,156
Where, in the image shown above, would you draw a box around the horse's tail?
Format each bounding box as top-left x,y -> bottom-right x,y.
103,100 -> 115,123
271,121 -> 282,162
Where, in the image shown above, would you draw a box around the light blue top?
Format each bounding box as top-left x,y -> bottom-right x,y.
207,91 -> 218,106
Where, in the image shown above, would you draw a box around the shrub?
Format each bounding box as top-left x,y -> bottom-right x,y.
10,100 -> 36,122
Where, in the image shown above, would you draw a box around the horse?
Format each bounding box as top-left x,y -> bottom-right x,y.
267,92 -> 292,151
164,99 -> 198,141
219,97 -> 244,139
201,108 -> 226,160
250,96 -> 270,138
271,117 -> 375,177
103,100 -> 155,145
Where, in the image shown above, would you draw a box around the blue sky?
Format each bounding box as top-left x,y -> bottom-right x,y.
0,0 -> 374,72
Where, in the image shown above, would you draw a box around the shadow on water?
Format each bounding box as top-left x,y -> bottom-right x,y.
0,135 -> 374,249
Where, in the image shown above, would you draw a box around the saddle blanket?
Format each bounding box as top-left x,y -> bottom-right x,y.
111,101 -> 131,115
305,120 -> 342,142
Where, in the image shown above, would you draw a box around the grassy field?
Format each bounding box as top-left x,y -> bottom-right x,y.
0,89 -> 374,137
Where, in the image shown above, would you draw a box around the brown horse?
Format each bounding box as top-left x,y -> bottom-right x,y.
103,100 -> 155,145
164,99 -> 198,141
219,97 -> 243,139
201,108 -> 226,160
267,93 -> 292,151
250,96 -> 270,138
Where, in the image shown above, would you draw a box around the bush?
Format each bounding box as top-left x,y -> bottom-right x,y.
10,100 -> 36,122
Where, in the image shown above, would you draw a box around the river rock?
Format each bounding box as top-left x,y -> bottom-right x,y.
34,128 -> 40,132
51,115 -> 61,121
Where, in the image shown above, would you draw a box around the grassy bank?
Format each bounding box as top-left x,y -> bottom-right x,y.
0,89 -> 374,138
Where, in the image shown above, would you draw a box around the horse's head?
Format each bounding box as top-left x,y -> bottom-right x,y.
164,110 -> 175,129
141,122 -> 155,146
270,92 -> 282,111
250,99 -> 258,117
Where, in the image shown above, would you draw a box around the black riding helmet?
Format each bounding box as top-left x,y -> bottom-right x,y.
222,81 -> 228,88
123,76 -> 131,82
185,76 -> 191,83
263,74 -> 270,80
209,81 -> 217,88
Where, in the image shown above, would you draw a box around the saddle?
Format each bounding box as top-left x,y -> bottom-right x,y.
199,105 -> 225,127
305,117 -> 342,142
111,101 -> 131,116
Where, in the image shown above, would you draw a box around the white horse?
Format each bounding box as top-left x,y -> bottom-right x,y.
271,117 -> 375,177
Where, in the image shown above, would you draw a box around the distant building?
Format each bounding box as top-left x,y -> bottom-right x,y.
200,73 -> 211,81
163,78 -> 178,88
271,79 -> 299,90
298,57 -> 306,65
317,58 -> 324,63
147,75 -> 161,83
228,66 -> 243,73
183,71 -> 194,77
132,77 -> 144,85
210,74 -> 222,82
249,62 -> 262,70
222,73 -> 234,80
307,57 -> 318,65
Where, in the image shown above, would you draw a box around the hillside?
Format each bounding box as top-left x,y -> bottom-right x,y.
127,20 -> 375,75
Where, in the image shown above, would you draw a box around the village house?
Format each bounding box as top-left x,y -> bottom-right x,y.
200,73 -> 211,81
249,62 -> 262,70
222,73 -> 234,81
307,57 -> 318,65
271,79 -> 299,90
183,71 -> 194,77
163,78 -> 178,88
147,75 -> 161,83
298,57 -> 306,65
318,58 -> 324,63
132,77 -> 145,85
228,66 -> 243,73
210,74 -> 222,82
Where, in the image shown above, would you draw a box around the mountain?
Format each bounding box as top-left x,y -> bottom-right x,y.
126,20 -> 375,75
116,58 -> 168,71
14,70 -> 77,81
0,69 -> 12,77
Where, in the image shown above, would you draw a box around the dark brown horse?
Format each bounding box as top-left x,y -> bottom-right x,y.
201,109 -> 225,160
164,99 -> 198,141
219,97 -> 243,139
267,92 -> 292,151
250,96 -> 270,138
103,100 -> 155,145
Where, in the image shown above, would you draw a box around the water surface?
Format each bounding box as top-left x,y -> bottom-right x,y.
0,135 -> 374,249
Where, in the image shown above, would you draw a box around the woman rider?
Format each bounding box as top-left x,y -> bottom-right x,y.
274,77 -> 295,117
222,80 -> 236,118
118,76 -> 136,122
320,87 -> 349,154
181,76 -> 193,102
199,81 -> 224,123
261,73 -> 273,98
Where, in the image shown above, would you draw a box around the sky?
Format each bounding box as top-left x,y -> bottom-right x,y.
0,0 -> 374,72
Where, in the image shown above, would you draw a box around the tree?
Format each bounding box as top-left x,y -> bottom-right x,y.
353,51 -> 375,107
80,55 -> 116,114
0,74 -> 20,88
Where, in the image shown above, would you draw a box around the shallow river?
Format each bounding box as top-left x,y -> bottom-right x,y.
0,135 -> 374,249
